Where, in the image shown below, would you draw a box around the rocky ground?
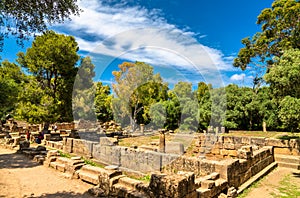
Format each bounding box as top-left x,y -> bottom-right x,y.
0,147 -> 94,198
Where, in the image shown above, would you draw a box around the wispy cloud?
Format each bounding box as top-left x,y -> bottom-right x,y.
230,73 -> 246,81
56,0 -> 232,86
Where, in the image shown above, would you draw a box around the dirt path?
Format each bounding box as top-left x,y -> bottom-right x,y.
245,167 -> 300,198
0,147 -> 94,198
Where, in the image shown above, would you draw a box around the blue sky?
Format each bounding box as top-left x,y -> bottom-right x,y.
1,0 -> 274,88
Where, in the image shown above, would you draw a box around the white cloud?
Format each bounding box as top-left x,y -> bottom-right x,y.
57,0 -> 232,86
230,73 -> 246,81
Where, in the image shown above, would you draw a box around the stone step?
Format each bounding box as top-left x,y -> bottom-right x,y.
277,162 -> 300,170
56,156 -> 85,166
112,183 -> 147,198
196,178 -> 228,198
110,175 -> 126,186
78,171 -> 99,185
80,164 -> 104,175
275,154 -> 300,164
118,177 -> 144,190
196,188 -> 211,198
237,162 -> 278,195
50,161 -> 66,172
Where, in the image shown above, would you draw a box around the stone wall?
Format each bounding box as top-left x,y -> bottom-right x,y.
195,135 -> 300,156
163,156 -> 218,177
46,138 -> 179,173
164,146 -> 274,188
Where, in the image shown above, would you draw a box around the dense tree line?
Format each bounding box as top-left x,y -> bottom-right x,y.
0,30 -> 299,132
0,0 -> 299,132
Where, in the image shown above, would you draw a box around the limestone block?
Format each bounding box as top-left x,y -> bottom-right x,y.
241,137 -> 251,145
274,147 -> 293,155
228,150 -> 238,157
47,150 -> 59,158
201,180 -> 215,189
223,136 -> 234,143
165,142 -> 184,155
266,138 -> 288,147
227,187 -> 237,198
197,188 -> 211,198
250,137 -> 266,146
149,172 -> 196,198
211,147 -> 220,155
223,143 -> 235,150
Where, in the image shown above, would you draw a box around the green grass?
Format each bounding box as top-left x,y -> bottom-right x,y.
277,135 -> 300,140
271,174 -> 300,198
82,157 -> 105,168
150,136 -> 159,140
58,150 -> 72,158
237,180 -> 262,198
127,174 -> 151,182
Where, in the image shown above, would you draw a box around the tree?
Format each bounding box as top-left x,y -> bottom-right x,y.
0,0 -> 80,51
149,102 -> 166,129
0,60 -> 24,118
94,82 -> 113,123
112,61 -> 167,130
234,0 -> 300,70
173,82 -> 199,132
15,76 -> 60,123
195,82 -> 212,131
264,49 -> 300,99
17,30 -> 79,123
279,96 -> 300,132
73,56 -> 96,121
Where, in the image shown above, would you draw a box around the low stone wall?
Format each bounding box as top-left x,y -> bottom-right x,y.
46,138 -> 179,173
163,156 -> 218,177
164,146 -> 274,188
196,135 -> 300,156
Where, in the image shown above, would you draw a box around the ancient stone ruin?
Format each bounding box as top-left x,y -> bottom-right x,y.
1,121 -> 300,197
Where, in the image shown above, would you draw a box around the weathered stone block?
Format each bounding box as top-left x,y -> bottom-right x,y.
223,143 -> 235,150
250,137 -> 266,146
223,136 -> 234,143
201,180 -> 215,189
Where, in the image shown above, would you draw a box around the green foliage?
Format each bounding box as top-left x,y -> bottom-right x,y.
163,93 -> 181,130
264,49 -> 300,99
196,82 -> 212,131
112,61 -> 168,130
58,150 -> 72,158
0,60 -> 24,118
82,158 -> 105,168
278,96 -> 300,132
16,30 -> 79,123
173,82 -> 199,132
0,0 -> 80,51
73,56 -> 97,121
15,76 -> 60,123
277,135 -> 300,140
234,0 -> 300,70
94,82 -> 113,122
149,102 -> 166,129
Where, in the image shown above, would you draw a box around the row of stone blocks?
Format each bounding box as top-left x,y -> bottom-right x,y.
42,149 -> 239,198
196,135 -> 300,156
274,154 -> 300,170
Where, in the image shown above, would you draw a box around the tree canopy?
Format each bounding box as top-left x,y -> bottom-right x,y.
0,0 -> 80,51
16,30 -> 79,123
233,0 -> 300,70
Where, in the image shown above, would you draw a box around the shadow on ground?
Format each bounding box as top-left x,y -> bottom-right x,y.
26,191 -> 105,198
0,151 -> 40,169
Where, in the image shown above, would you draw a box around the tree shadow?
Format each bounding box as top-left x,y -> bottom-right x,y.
0,151 -> 41,169
27,191 -> 95,198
